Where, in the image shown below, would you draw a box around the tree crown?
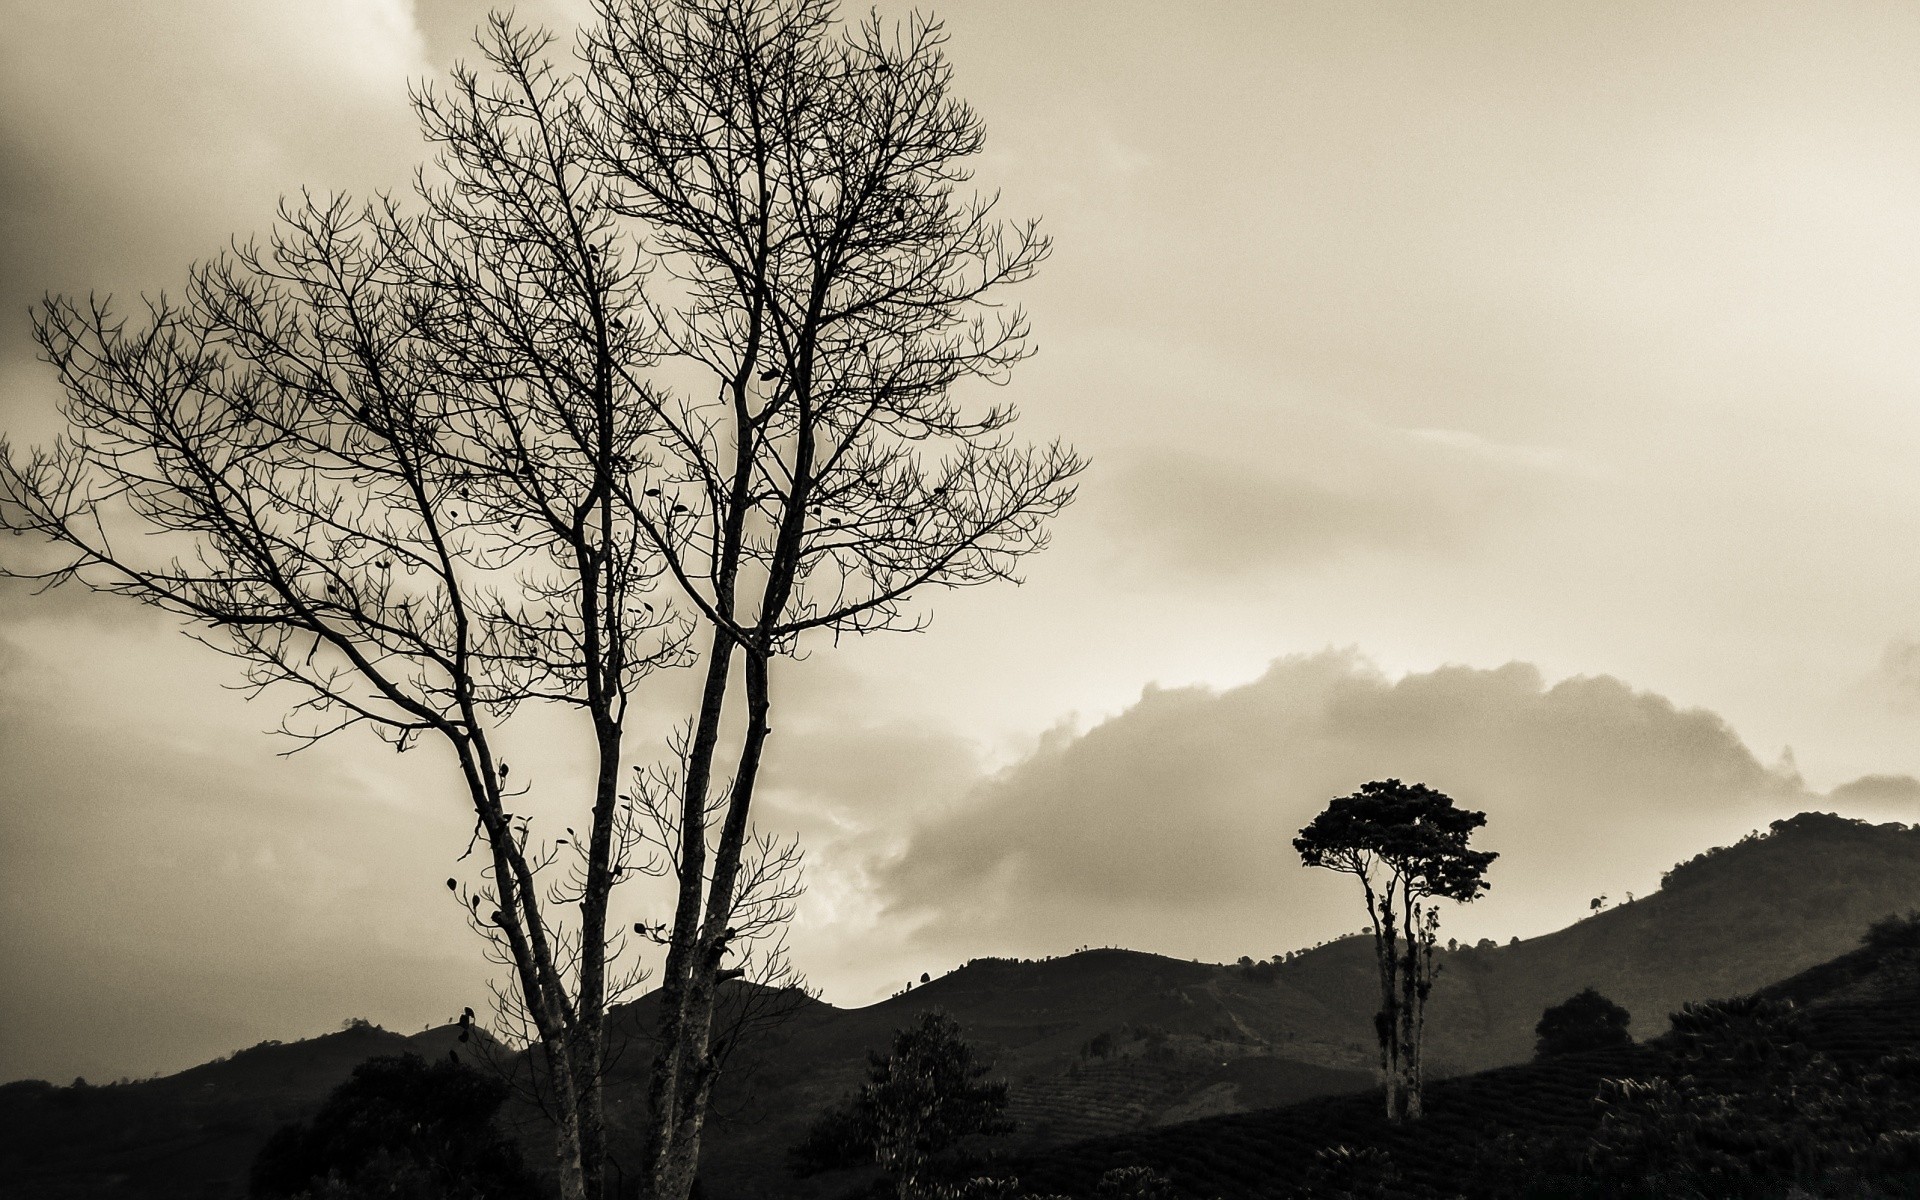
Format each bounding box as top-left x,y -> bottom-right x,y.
790,1008 -> 1010,1179
1534,987 -> 1634,1059
1293,779 -> 1496,903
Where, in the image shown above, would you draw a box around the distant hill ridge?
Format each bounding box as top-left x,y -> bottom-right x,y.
3,811 -> 1918,1199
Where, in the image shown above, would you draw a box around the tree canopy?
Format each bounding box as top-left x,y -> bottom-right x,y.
1535,988 -> 1634,1059
791,1010 -> 1012,1197
249,1054 -> 538,1200
1293,779 -> 1497,903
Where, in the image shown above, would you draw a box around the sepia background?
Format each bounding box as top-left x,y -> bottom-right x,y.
5,0 -> 1920,1085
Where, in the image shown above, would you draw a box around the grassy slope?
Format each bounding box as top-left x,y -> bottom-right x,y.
1420,813 -> 1920,1070
1008,934 -> 1920,1199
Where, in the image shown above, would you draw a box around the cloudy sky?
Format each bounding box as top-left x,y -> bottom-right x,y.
7,0 -> 1920,1084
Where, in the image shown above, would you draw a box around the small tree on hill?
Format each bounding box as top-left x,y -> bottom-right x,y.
791,1010 -> 1013,1199
1535,988 -> 1633,1059
1295,779 -> 1496,1122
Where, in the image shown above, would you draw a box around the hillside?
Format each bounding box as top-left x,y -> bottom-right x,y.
0,1021 -> 477,1199
696,813 -> 1920,1196
688,951 -> 1379,1198
1006,912 -> 1920,1199
4,812 -> 1918,1199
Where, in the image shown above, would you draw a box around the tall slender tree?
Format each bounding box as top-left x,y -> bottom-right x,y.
1295,779 -> 1495,1121
1,3 -> 1077,1197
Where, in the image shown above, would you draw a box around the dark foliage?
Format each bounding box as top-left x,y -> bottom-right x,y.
1866,910 -> 1920,951
1234,957 -> 1282,985
1002,929 -> 1920,1199
1575,995 -> 1920,1197
1293,780 -> 1498,905
1535,989 -> 1634,1060
248,1054 -> 538,1200
790,1010 -> 1013,1196
1094,1165 -> 1182,1199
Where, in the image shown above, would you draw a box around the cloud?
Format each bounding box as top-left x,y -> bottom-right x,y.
1093,414 -> 1575,577
0,2 -> 432,425
1872,639 -> 1920,711
1101,451 -> 1461,573
0,606 -> 490,1084
875,652 -> 1812,966
1828,773 -> 1920,810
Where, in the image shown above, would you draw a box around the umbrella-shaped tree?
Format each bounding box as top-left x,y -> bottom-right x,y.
1295,779 -> 1496,1121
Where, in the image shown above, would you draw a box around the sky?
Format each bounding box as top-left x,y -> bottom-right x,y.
6,0 -> 1920,1084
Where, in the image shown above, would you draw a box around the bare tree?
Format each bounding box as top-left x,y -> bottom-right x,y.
0,17 -> 700,1200
2,3 -> 1076,1197
578,2 -> 1083,1195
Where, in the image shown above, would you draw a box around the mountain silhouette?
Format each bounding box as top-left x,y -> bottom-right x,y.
3,812 -> 1916,1199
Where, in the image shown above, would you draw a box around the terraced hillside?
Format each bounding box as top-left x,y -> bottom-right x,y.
1008,923 -> 1920,1199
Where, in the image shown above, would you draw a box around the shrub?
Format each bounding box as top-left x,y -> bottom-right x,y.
1535,989 -> 1633,1059
248,1054 -> 536,1200
1865,910 -> 1920,951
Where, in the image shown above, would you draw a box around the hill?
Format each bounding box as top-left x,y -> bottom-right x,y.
1416,811 -> 1920,1070
700,813 -> 1920,1196
3,812 -> 1918,1198
1003,911 -> 1920,1198
0,1020 -> 479,1199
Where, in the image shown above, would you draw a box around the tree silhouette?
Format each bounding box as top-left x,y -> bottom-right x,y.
1295,779 -> 1496,1121
581,3 -> 1082,1194
1534,988 -> 1633,1059
791,1010 -> 1013,1199
249,1054 -> 538,1200
0,2 -> 1075,1196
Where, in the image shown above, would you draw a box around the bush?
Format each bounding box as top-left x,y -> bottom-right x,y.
1667,995 -> 1809,1076
1535,988 -> 1633,1059
1292,1145 -> 1398,1200
1096,1165 -> 1179,1199
248,1054 -> 537,1200
1866,910 -> 1920,951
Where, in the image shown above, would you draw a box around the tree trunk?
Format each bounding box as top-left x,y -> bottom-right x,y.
646,648 -> 775,1200
651,1037 -> 716,1200
575,1050 -> 607,1200
554,1090 -> 589,1200
1390,900 -> 1431,1123
1398,1060 -> 1422,1121
643,620 -> 740,1197
1369,890 -> 1404,1123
